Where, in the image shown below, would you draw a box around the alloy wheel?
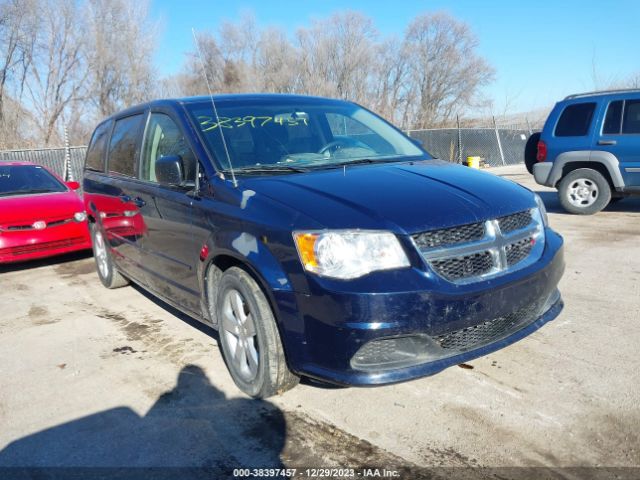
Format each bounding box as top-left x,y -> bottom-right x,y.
221,288 -> 259,382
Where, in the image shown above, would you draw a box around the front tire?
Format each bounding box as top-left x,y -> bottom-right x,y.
90,223 -> 129,289
216,267 -> 299,398
557,168 -> 611,215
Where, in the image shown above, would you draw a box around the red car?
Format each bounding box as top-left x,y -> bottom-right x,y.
0,162 -> 91,264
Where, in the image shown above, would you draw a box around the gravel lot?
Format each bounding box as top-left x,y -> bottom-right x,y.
0,164 -> 638,478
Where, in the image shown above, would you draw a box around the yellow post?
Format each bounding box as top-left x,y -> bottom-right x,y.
467,156 -> 481,169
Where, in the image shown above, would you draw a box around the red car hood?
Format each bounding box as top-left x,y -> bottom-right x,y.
0,191 -> 84,225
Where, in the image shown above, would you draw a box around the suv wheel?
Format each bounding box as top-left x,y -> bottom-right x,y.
216,267 -> 299,398
558,168 -> 611,215
90,223 -> 129,288
524,132 -> 541,174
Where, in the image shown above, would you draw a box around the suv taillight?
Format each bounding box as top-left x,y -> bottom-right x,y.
536,140 -> 547,162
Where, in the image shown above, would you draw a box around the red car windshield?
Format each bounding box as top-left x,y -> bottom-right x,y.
0,165 -> 67,197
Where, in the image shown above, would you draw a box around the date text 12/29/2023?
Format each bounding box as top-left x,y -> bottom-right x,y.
233,468 -> 401,478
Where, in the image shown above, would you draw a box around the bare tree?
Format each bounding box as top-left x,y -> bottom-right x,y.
180,17 -> 262,96
369,37 -> 409,125
24,0 -> 87,145
0,0 -> 38,146
218,12 -> 259,92
1,6 -> 500,149
626,73 -> 640,89
256,27 -> 300,93
85,0 -> 158,117
402,12 -> 494,128
178,31 -> 225,95
296,11 -> 377,103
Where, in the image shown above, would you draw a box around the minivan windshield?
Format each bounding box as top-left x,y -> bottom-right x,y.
185,97 -> 428,173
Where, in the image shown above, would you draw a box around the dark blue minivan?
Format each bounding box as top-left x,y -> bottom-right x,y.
83,94 -> 565,398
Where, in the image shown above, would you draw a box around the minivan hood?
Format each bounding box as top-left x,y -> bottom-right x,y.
242,160 -> 535,234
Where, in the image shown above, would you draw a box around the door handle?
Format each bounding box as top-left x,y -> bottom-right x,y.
118,194 -> 132,203
598,140 -> 617,145
132,197 -> 146,208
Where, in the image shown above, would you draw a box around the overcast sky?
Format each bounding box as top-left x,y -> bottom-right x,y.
152,0 -> 639,114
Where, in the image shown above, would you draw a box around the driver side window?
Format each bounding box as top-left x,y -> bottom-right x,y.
140,113 -> 196,183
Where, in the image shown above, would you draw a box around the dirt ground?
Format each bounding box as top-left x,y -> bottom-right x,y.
0,164 -> 638,479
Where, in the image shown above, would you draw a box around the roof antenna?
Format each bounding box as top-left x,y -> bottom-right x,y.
191,28 -> 237,188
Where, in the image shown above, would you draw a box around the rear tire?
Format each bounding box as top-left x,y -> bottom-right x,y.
216,267 -> 299,398
557,168 -> 611,215
90,223 -> 129,289
524,132 -> 541,174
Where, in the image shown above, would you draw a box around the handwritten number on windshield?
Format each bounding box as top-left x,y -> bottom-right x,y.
198,115 -> 308,132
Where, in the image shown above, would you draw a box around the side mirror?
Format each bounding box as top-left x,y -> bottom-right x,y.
155,155 -> 184,186
66,181 -> 80,190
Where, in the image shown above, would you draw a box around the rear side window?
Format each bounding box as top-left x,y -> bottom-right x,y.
107,114 -> 145,177
85,121 -> 111,172
555,102 -> 596,137
622,100 -> 640,134
603,101 -> 623,134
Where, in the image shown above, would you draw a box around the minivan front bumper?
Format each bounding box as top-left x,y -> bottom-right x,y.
275,228 -> 564,386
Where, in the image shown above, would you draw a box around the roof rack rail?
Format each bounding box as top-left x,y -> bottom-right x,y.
564,88 -> 640,100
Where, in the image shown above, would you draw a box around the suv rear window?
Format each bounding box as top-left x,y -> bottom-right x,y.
85,121 -> 111,172
622,100 -> 640,134
555,102 -> 596,137
108,114 -> 145,177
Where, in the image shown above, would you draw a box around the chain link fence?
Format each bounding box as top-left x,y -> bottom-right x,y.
0,146 -> 87,181
408,122 -> 541,167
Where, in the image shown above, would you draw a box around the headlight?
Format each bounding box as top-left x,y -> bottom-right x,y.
73,212 -> 87,222
534,194 -> 549,226
293,230 -> 410,280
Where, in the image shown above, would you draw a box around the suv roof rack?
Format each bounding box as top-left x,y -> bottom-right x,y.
564,88 -> 640,100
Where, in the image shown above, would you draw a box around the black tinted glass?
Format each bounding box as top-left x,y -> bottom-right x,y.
141,113 -> 196,183
0,165 -> 66,196
555,102 -> 596,137
85,121 -> 111,172
622,100 -> 640,134
108,114 -> 144,176
603,101 -> 623,135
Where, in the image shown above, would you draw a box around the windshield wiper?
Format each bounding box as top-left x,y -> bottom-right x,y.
231,165 -> 310,174
328,158 -> 396,168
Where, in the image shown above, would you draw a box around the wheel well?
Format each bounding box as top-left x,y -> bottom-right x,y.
204,254 -> 280,325
558,162 -> 614,189
203,253 -> 295,367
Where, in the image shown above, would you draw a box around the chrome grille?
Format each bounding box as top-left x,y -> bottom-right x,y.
413,208 -> 544,284
413,222 -> 484,249
498,211 -> 533,234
